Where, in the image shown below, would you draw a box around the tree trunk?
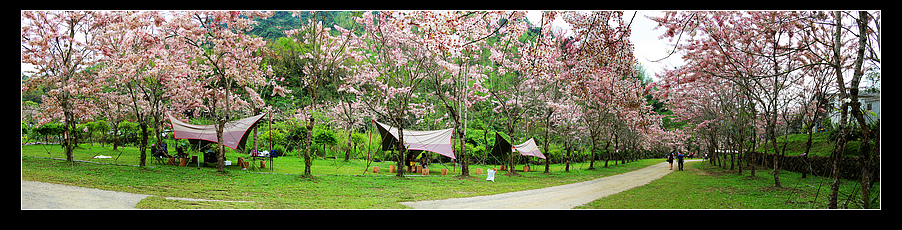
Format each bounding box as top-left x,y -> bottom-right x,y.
216,120 -> 225,172
481,129 -> 494,164
603,134 -> 612,168
564,138 -> 572,172
252,108 -> 260,153
768,124 -> 782,188
458,127 -> 469,177
345,131 -> 352,162
64,118 -> 76,162
139,122 -> 149,167
506,125 -> 519,176
304,117 -> 315,176
542,128 -> 551,173
483,128 -> 489,165
729,144 -> 736,171
707,129 -> 717,168
112,122 -> 120,150
828,107 -> 847,209
396,125 -> 407,177
828,11 -> 849,209
749,113 -> 759,177
588,143 -> 596,170
802,130 -> 814,178
542,140 -> 550,174
59,92 -> 76,162
848,11 -> 875,208
861,121 -> 879,208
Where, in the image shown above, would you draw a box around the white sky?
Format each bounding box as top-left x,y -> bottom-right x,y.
627,11 -> 684,81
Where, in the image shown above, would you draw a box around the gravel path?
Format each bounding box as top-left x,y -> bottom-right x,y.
21,180 -> 250,209
21,180 -> 150,209
401,160 -> 700,209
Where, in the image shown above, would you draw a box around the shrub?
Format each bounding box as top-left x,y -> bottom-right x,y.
117,121 -> 141,146
33,122 -> 65,142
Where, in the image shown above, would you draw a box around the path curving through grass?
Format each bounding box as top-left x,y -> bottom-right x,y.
400,160 -> 702,209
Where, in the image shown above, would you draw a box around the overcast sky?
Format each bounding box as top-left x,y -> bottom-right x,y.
627,11 -> 684,81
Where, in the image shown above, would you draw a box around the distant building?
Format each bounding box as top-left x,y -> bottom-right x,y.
827,92 -> 880,126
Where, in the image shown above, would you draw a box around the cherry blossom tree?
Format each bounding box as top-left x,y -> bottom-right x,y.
799,11 -> 880,209
517,12 -> 576,173
94,91 -> 131,151
652,11 -> 815,187
548,96 -> 584,172
326,100 -> 373,160
550,11 -> 644,170
652,10 -> 880,207
790,65 -> 836,178
421,11 -> 526,176
480,16 -> 549,174
161,11 -> 277,172
280,11 -> 358,176
344,11 -> 438,177
651,67 -> 714,159
844,11 -> 881,209
483,39 -> 529,175
94,11 -> 177,166
22,11 -> 104,162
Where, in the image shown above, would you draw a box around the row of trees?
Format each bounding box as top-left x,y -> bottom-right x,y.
22,11 -> 667,179
22,11 -> 280,171
21,11 -> 879,209
649,11 -> 880,209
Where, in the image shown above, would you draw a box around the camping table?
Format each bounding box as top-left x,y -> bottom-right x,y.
249,155 -> 276,171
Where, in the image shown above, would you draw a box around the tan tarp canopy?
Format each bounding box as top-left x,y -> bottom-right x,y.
375,121 -> 456,160
168,113 -> 266,150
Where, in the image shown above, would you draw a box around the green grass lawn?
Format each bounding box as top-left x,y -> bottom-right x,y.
22,143 -> 875,209
22,143 -> 661,209
755,131 -> 865,157
576,160 -> 879,209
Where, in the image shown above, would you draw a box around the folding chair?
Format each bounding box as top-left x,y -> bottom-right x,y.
150,145 -> 166,164
151,155 -> 166,164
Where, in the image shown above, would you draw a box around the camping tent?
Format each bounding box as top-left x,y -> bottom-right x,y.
167,112 -> 266,150
375,121 -> 456,160
490,133 -> 546,159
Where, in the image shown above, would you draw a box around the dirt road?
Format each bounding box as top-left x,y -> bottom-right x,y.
401,160 -> 700,209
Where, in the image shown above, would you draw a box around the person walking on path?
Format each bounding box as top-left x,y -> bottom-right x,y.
667,153 -> 674,170
677,152 -> 685,171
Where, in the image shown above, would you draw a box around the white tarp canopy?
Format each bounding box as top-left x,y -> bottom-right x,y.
491,133 -> 546,160
512,138 -> 546,159
168,113 -> 266,150
375,121 -> 456,160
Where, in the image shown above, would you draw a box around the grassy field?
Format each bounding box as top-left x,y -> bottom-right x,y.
577,160 -> 879,209
755,131 -> 866,157
21,143 -> 877,209
22,143 -> 659,209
